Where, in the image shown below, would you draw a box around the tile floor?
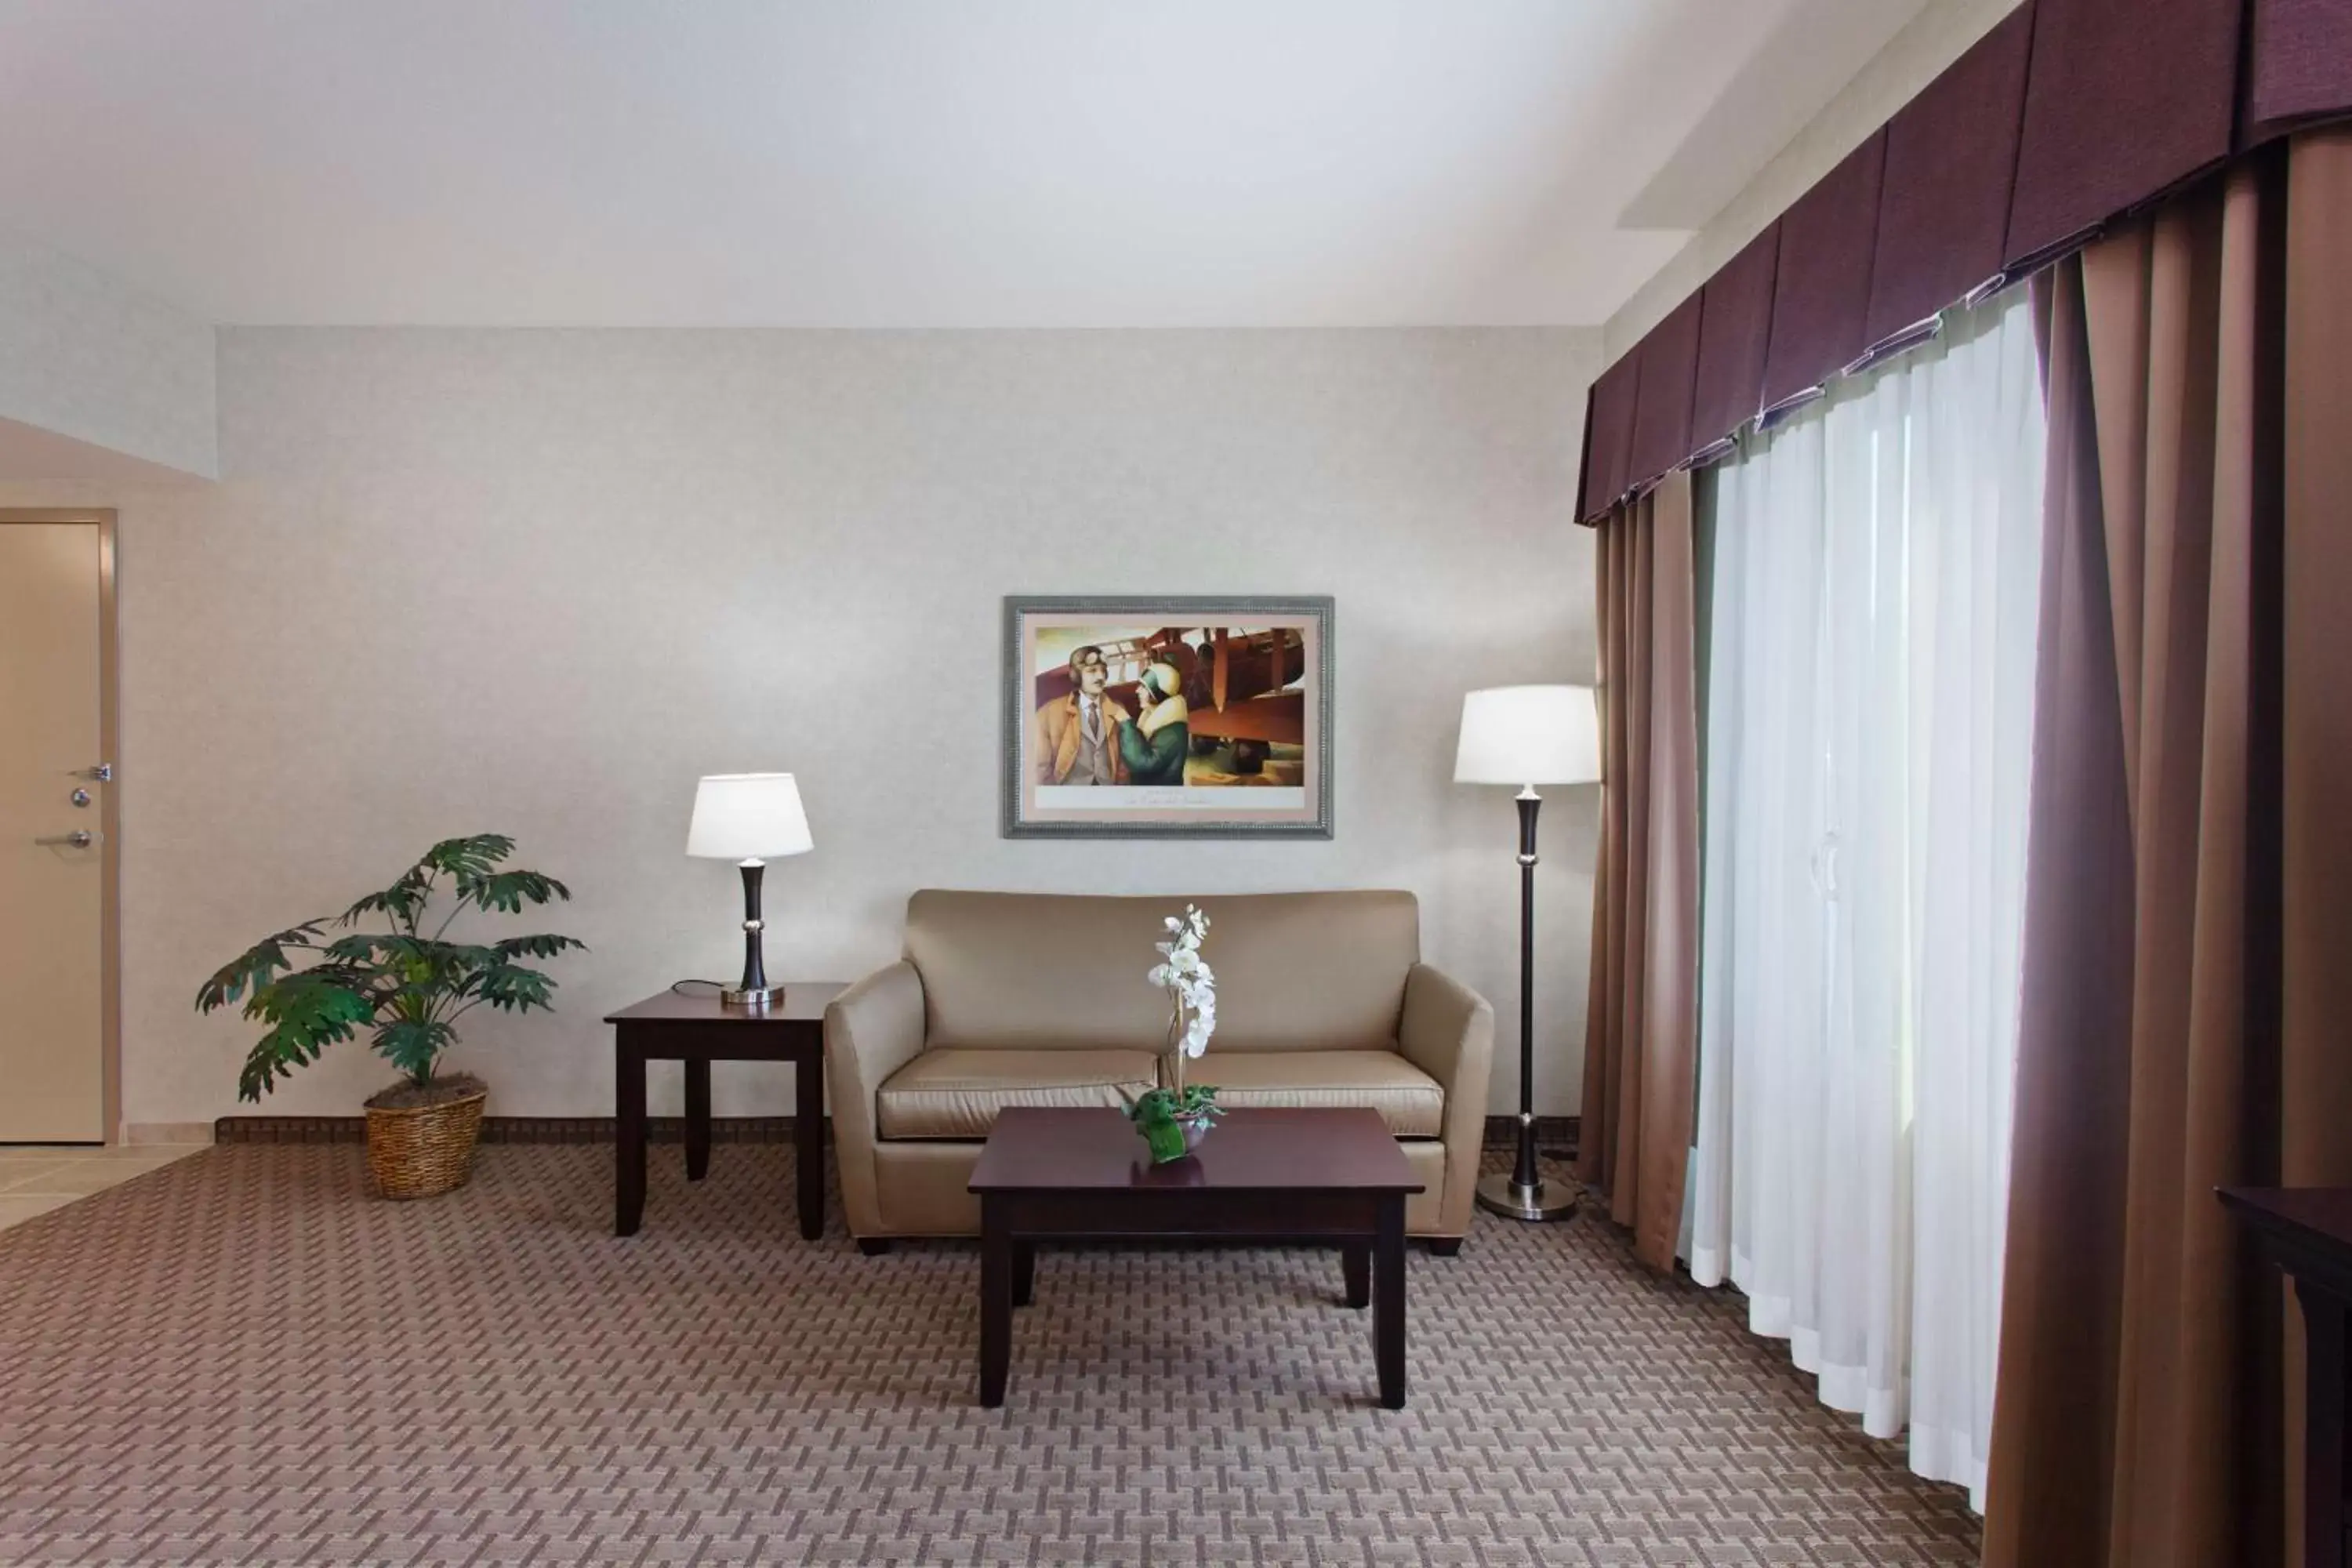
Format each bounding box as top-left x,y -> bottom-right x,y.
0,1144 -> 207,1230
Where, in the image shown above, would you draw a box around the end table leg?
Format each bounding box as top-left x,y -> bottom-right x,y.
1343,1241 -> 1370,1310
980,1201 -> 1012,1407
795,1049 -> 826,1241
1012,1240 -> 1035,1308
615,1040 -> 647,1236
1374,1196 -> 1406,1409
684,1058 -> 712,1181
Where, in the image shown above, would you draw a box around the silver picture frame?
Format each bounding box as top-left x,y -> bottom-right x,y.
1002,595 -> 1335,840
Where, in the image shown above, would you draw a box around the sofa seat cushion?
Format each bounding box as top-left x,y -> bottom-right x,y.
876,1048 -> 1161,1141
1192,1051 -> 1444,1138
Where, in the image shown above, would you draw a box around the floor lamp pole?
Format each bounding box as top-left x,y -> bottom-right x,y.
1475,786 -> 1578,1221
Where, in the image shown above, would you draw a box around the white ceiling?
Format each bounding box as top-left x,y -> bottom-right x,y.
0,0 -> 1922,328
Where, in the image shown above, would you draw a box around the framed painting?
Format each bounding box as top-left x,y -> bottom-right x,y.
1002,595 -> 1334,839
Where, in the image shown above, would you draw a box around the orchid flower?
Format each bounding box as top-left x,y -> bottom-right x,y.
1152,903 -> 1216,1069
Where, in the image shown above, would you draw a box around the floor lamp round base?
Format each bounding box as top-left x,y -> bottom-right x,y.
1474,1170 -> 1581,1223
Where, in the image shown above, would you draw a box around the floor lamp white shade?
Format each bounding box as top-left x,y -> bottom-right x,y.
1454,684 -> 1599,1223
1454,684 -> 1602,787
687,773 -> 814,862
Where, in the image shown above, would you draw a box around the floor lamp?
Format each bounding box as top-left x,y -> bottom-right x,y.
1454,684 -> 1602,1222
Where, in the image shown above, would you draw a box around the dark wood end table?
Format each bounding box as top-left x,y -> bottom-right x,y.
2220,1185 -> 2352,1568
604,984 -> 844,1241
967,1106 -> 1425,1410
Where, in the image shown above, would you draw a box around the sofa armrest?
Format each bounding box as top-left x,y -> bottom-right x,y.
823,960 -> 927,1237
1398,962 -> 1495,1237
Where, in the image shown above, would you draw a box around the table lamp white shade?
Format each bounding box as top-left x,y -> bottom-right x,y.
1453,685 -> 1602,786
686,773 -> 814,862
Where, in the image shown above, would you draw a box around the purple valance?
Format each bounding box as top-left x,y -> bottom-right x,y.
1686,223 -> 1779,467
1865,6 -> 2033,348
1759,131 -> 1886,416
1577,0 -> 2352,524
1577,350 -> 1642,527
2245,0 -> 2352,143
2006,0 -> 2241,264
1625,291 -> 1704,495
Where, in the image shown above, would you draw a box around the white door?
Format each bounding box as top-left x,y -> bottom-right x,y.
0,518 -> 111,1142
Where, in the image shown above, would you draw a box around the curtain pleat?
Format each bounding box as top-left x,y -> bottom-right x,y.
1983,125 -> 2352,1567
1580,472 -> 1699,1273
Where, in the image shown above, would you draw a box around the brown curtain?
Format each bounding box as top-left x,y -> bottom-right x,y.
1982,126 -> 2352,1567
1581,468 -> 1700,1273
2278,125 -> 2352,1568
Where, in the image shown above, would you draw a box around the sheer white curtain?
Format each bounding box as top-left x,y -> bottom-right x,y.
1689,290 -> 2045,1508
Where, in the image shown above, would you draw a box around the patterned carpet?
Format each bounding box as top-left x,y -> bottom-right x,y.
0,1144 -> 1980,1566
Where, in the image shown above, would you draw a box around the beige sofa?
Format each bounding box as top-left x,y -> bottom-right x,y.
825,889 -> 1494,1248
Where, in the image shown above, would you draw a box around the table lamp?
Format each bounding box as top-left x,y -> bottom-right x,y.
1454,685 -> 1602,1221
687,772 -> 813,1010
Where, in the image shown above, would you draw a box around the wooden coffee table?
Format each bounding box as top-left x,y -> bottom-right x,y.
967,1106 -> 1425,1409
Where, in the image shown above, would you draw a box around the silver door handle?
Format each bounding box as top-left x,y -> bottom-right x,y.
33,830 -> 99,848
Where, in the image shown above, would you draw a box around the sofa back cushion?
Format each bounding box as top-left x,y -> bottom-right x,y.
904,889 -> 1420,1053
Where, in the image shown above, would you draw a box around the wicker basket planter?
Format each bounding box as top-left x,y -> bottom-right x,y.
365,1086 -> 488,1200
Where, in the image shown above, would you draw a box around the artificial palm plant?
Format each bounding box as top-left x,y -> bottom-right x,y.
195,834 -> 583,1196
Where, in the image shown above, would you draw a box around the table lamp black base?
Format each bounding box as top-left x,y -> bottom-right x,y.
722,861 -> 781,1011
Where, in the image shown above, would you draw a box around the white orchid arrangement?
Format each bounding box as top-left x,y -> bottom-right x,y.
1128,903 -> 1222,1160
1148,903 -> 1217,1072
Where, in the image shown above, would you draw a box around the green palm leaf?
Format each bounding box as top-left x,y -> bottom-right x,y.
492,934 -> 589,960
474,963 -> 558,1012
321,931 -> 425,966
326,933 -> 499,980
196,922 -> 328,1013
343,867 -> 431,928
372,1019 -> 458,1081
423,834 -> 514,879
233,973 -> 374,1101
458,869 -> 571,914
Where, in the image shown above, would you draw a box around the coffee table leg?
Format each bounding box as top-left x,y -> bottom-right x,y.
1374,1196 -> 1406,1409
980,1200 -> 1012,1407
1013,1240 -> 1035,1307
615,1039 -> 647,1237
684,1058 -> 712,1181
1343,1241 -> 1370,1309
795,1048 -> 825,1240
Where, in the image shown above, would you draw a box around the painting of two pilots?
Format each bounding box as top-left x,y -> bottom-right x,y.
1003,597 -> 1332,839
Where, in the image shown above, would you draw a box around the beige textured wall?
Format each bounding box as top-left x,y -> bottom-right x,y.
0,228 -> 216,477
1,326 -> 1602,1127
1603,0 -> 2027,362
